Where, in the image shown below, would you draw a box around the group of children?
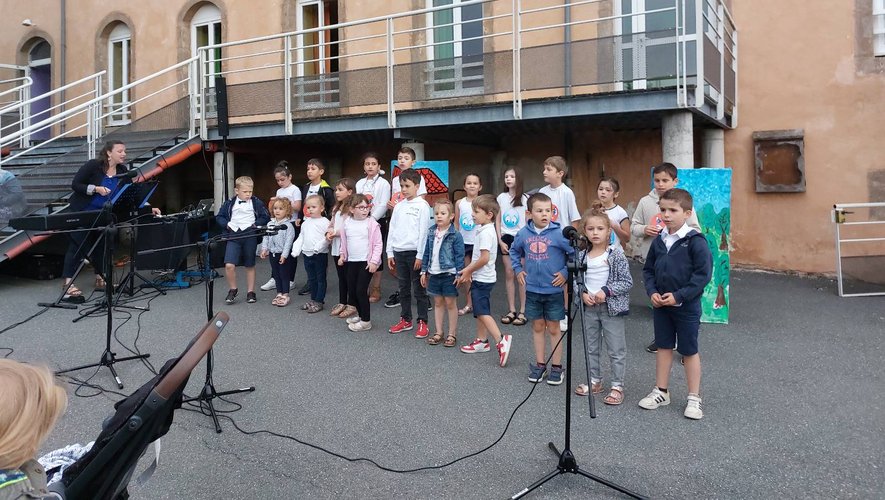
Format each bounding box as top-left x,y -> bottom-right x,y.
217,153 -> 712,420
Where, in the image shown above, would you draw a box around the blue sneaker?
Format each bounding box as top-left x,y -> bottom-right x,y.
547,365 -> 564,385
528,363 -> 547,383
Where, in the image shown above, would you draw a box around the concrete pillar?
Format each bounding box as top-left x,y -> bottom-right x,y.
401,141 -> 425,161
489,151 -> 507,194
701,128 -> 725,168
662,111 -> 694,168
214,151 -> 234,207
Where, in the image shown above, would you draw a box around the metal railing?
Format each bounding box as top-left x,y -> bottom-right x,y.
832,202 -> 885,297
0,71 -> 32,149
194,0 -> 738,136
0,72 -> 105,158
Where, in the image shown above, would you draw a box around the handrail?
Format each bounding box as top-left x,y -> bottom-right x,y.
0,77 -> 32,101
832,202 -> 885,297
3,58 -> 196,145
0,71 -> 105,117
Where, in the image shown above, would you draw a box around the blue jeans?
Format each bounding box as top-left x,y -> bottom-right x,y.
303,253 -> 328,303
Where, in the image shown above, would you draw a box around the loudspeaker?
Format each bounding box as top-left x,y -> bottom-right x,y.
215,76 -> 229,137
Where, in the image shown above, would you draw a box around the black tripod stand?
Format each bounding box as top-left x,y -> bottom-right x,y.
57,219 -> 151,389
512,239 -> 645,500
116,220 -> 167,297
140,231 -> 255,433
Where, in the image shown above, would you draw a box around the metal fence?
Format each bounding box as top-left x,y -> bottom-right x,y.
832,202 -> 885,297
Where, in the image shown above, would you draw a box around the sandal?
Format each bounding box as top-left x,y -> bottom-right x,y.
369,286 -> 382,303
511,312 -> 527,326
458,305 -> 472,316
603,387 -> 625,406
329,303 -> 346,316
63,283 -> 83,297
443,334 -> 457,347
306,301 -> 324,313
94,275 -> 107,289
339,305 -> 357,318
276,295 -> 291,307
427,332 -> 444,345
500,311 -> 517,324
575,382 -> 605,396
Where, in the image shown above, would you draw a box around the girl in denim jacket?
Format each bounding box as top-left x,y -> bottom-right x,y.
420,199 -> 465,347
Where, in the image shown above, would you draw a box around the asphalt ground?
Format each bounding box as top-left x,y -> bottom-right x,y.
0,261 -> 882,499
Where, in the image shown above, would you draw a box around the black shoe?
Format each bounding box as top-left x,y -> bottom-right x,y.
246,291 -> 257,303
225,289 -> 238,304
384,292 -> 400,308
645,341 -> 658,353
297,284 -> 310,296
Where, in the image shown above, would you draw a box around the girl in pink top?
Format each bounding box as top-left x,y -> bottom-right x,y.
338,194 -> 383,331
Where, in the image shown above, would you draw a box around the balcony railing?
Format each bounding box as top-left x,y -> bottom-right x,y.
196,0 -> 737,137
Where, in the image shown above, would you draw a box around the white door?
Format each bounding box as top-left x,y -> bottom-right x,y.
108,23 -> 131,125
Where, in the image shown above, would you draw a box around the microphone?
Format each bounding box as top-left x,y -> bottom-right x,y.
562,225 -> 587,244
113,169 -> 139,179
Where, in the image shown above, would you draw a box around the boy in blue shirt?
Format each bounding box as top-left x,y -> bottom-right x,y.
510,193 -> 575,385
639,188 -> 712,419
216,176 -> 271,304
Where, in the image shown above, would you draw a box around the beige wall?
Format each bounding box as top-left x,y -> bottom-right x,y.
724,1 -> 885,273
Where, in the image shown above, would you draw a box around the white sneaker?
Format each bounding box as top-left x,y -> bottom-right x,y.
497,334 -> 512,367
348,320 -> 372,332
346,315 -> 362,324
684,394 -> 703,420
638,388 -> 671,410
259,278 -> 276,291
559,318 -> 569,332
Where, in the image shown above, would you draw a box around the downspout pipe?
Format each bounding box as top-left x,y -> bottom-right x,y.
564,0 -> 571,97
60,0 -> 67,132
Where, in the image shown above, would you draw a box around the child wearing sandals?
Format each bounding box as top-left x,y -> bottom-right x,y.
454,173 -> 482,316
338,194 -> 383,332
420,199 -> 465,347
290,195 -> 331,313
496,167 -> 529,327
259,199 -> 297,307
326,178 -> 356,319
574,201 -> 633,405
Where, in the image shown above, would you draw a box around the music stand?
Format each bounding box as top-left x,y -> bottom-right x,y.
51,312 -> 230,500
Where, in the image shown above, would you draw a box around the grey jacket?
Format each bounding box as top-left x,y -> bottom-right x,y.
575,245 -> 633,317
260,217 -> 296,256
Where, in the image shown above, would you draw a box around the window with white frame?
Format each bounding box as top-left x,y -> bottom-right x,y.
874,0 -> 885,56
191,4 -> 222,89
426,0 -> 484,96
296,0 -> 340,106
108,23 -> 131,125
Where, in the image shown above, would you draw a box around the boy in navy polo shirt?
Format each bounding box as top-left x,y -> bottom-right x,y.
639,188 -> 712,419
216,176 -> 271,304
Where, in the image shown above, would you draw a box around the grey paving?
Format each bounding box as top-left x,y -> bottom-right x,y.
0,262 -> 882,499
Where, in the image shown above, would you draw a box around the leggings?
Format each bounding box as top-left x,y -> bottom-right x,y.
335,257 -> 348,305
345,261 -> 373,321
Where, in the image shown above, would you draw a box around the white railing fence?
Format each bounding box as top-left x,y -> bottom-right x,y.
832,202 -> 885,297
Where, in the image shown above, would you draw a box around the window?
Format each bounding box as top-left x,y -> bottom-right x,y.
191,4 -> 222,89
614,0 -> 696,91
875,0 -> 885,56
107,23 -> 131,125
296,0 -> 340,106
426,0 -> 484,96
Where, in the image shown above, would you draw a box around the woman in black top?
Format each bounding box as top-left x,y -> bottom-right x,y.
61,140 -> 129,298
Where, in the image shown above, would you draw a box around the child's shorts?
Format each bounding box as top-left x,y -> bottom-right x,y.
501,234 -> 515,248
463,244 -> 474,259
223,230 -> 258,268
469,280 -> 495,317
427,273 -> 458,297
653,304 -> 701,356
524,290 -> 566,321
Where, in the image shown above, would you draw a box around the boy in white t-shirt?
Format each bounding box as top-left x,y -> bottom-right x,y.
538,155 -> 580,333
456,195 -> 512,368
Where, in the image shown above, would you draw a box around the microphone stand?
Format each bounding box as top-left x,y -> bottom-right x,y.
56,210 -> 151,389
140,229 -> 263,433
511,237 -> 645,500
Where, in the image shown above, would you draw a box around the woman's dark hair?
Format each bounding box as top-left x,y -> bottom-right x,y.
97,140 -> 125,172
502,167 -> 525,207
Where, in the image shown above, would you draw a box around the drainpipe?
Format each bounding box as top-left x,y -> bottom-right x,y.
60,0 -> 66,132
564,0 -> 571,97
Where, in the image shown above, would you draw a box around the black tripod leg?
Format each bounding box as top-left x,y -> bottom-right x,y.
106,359 -> 123,389
573,469 -> 647,500
511,469 -> 563,500
213,387 -> 256,397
